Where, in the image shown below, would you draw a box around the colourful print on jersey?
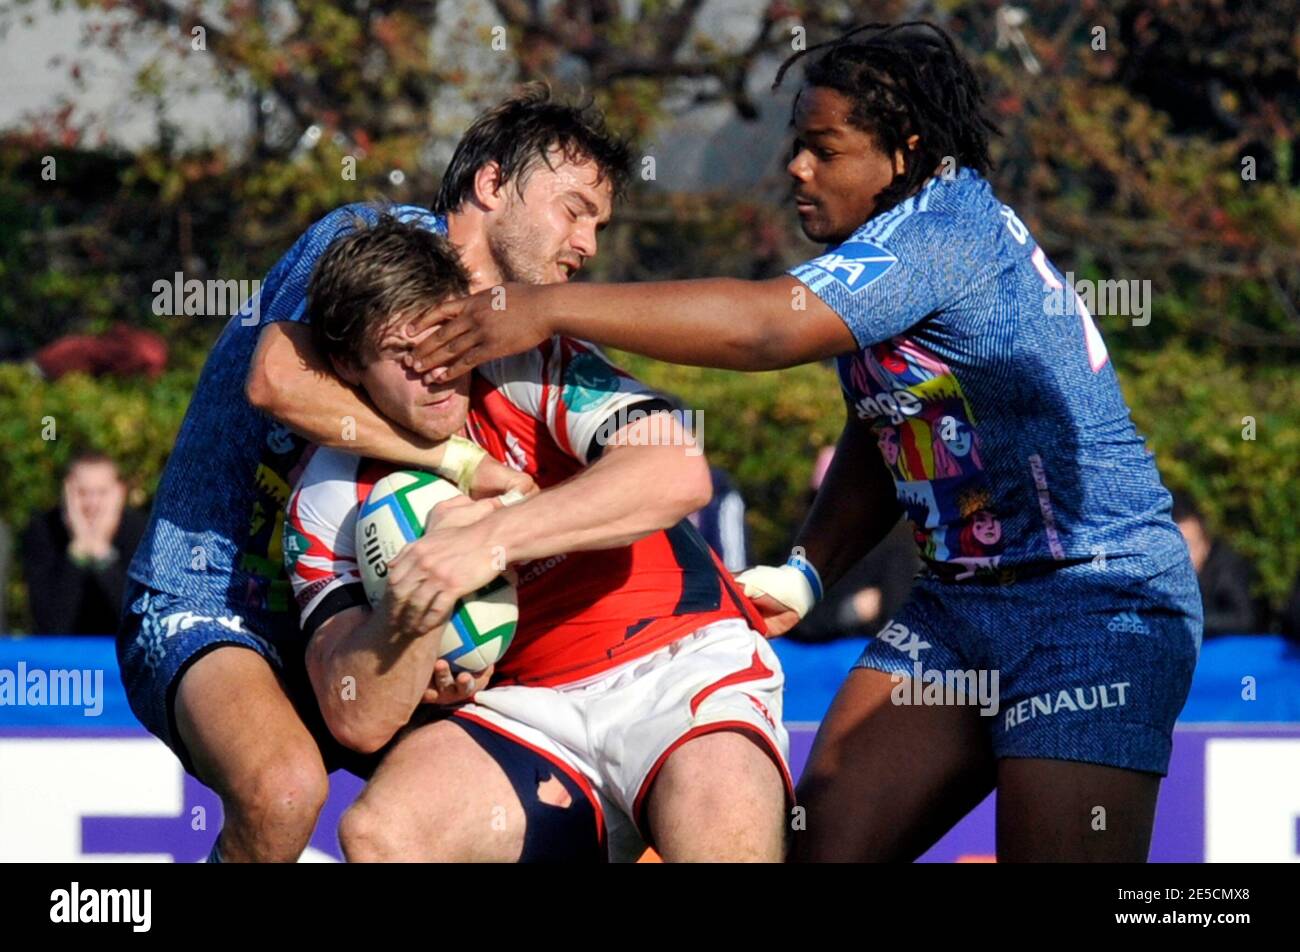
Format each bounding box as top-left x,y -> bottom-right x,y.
842,337 -> 1004,578
237,424 -> 307,612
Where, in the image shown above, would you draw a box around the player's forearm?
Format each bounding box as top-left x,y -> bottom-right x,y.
794,418 -> 902,590
311,609 -> 440,753
535,277 -> 834,371
247,322 -> 452,470
481,443 -> 711,566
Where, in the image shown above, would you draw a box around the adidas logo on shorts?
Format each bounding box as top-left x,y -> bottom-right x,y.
1107,611 -> 1150,634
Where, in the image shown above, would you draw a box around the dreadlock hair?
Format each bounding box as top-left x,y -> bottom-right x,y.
774,21 -> 999,216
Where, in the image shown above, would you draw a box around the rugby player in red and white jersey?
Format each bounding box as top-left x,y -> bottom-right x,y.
284,226 -> 792,860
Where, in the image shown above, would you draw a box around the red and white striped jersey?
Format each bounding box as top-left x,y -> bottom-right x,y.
284,337 -> 764,687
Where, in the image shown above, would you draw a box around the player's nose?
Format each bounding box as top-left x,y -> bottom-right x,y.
571,222 -> 597,259
787,150 -> 812,181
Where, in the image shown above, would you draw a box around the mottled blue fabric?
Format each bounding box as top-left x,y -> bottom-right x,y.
789,169 -> 1188,582
117,582 -> 287,757
125,203 -> 446,629
853,556 -> 1202,775
119,203 -> 445,757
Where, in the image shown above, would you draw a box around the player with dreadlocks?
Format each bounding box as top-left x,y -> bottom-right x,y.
403,21 -> 1203,862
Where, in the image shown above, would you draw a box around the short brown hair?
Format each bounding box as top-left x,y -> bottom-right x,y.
432,83 -> 633,213
64,450 -> 117,479
307,214 -> 470,367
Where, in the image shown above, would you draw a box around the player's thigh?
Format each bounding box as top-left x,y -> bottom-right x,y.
342,717 -> 530,862
996,758 -> 1160,862
613,621 -> 792,861
986,558 -> 1199,861
645,727 -> 787,862
174,645 -> 328,812
793,667 -> 996,863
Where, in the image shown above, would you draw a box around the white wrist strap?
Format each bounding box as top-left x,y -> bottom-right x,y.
437,435 -> 487,494
735,563 -> 819,620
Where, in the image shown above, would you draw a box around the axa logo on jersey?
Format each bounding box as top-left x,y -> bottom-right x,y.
810,240 -> 899,292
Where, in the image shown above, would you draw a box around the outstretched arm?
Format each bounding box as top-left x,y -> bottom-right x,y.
404,277 -> 857,379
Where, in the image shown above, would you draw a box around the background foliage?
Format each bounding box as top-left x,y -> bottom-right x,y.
1,0 -> 1297,630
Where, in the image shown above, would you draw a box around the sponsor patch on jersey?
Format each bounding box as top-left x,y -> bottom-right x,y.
562,351 -> 620,412
282,523 -> 310,572
806,240 -> 899,292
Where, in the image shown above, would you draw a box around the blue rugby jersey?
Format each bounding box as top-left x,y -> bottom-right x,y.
126,203 -> 446,623
789,168 -> 1186,580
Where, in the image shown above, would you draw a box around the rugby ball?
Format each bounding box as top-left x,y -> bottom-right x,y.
356,470 -> 517,673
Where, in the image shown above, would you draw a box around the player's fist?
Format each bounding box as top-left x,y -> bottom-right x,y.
735,564 -> 818,639
469,454 -> 538,501
421,659 -> 493,706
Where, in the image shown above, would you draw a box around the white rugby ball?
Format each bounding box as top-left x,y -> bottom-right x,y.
356,470 -> 517,673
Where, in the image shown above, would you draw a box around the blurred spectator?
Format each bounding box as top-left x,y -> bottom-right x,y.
788,446 -> 920,643
21,451 -> 147,634
1173,493 -> 1265,636
688,467 -> 749,573
32,322 -> 168,381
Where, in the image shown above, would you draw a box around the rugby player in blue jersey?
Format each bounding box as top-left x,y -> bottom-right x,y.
407,23 -> 1203,862
118,88 -> 630,862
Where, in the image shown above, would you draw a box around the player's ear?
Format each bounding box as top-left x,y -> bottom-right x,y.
892,135 -> 919,176
472,161 -> 507,212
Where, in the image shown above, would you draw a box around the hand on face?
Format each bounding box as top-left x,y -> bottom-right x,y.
62,462 -> 125,559
402,154 -> 612,382
401,284 -> 552,383
343,325 -> 475,443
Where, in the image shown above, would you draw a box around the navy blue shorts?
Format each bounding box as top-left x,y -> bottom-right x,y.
854,554 -> 1202,775
451,715 -> 603,863
116,581 -> 373,778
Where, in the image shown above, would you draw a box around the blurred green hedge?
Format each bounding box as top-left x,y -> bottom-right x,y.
1,345 -> 1296,632
609,354 -> 846,558
1120,345 -> 1300,607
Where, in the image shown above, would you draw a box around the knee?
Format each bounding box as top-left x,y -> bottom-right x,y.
228,750 -> 329,837
338,799 -> 413,863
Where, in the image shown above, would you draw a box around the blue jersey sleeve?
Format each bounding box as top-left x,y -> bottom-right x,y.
256,203 -> 446,326
788,207 -> 993,348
